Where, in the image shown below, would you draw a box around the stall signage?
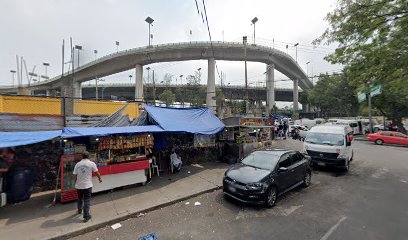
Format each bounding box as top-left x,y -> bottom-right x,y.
240,118 -> 264,126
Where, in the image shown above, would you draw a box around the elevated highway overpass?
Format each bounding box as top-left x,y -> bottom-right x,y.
76,83 -> 304,102
0,41 -> 312,116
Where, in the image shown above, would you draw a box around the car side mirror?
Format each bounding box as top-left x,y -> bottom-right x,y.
278,167 -> 288,172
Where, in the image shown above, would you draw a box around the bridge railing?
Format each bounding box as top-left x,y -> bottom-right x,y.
26,41 -> 298,87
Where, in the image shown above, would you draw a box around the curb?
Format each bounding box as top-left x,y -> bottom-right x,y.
46,185 -> 222,240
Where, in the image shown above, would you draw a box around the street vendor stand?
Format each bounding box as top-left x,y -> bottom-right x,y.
221,117 -> 274,163
59,126 -> 161,203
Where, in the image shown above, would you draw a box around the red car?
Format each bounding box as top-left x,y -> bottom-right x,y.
367,131 -> 408,146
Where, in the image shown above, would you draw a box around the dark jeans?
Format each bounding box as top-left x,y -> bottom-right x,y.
77,187 -> 92,218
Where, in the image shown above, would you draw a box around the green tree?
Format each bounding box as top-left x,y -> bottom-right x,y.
315,0 -> 408,131
308,73 -> 359,117
158,89 -> 176,107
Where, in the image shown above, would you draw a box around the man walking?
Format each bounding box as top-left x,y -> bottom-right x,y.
73,151 -> 102,222
283,121 -> 288,139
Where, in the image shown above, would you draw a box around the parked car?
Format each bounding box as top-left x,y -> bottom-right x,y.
367,131 -> 408,146
223,149 -> 312,207
303,125 -> 354,171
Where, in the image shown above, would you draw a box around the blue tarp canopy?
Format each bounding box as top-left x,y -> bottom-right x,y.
270,113 -> 285,120
62,125 -> 164,138
0,130 -> 62,148
144,105 -> 225,135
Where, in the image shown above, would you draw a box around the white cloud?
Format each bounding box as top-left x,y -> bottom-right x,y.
0,0 -> 340,89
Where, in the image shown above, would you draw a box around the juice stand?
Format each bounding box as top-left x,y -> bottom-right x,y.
60,134 -> 153,203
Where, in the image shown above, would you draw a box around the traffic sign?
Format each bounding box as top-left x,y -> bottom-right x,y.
370,84 -> 381,97
358,90 -> 366,103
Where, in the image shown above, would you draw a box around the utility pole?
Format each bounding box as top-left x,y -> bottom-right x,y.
366,80 -> 373,133
152,70 -> 156,105
145,17 -> 154,47
243,36 -> 249,114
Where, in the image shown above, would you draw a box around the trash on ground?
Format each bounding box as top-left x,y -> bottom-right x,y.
187,171 -> 191,174
111,223 -> 122,230
137,213 -> 145,217
139,232 -> 158,240
185,202 -> 190,205
194,201 -> 201,206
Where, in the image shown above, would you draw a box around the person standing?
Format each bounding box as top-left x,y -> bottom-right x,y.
283,121 -> 288,139
277,122 -> 284,139
73,151 -> 102,222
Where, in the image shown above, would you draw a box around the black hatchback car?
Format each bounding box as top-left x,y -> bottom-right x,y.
223,149 -> 312,207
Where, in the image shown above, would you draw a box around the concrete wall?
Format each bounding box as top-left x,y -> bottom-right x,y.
0,95 -> 140,119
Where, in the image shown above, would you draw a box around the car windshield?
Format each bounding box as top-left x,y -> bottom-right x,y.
241,151 -> 281,171
305,132 -> 344,146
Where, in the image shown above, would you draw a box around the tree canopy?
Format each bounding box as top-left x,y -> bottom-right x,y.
158,89 -> 176,107
315,0 -> 408,127
308,73 -> 359,117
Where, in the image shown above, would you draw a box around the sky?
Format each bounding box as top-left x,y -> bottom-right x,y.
0,0 -> 341,92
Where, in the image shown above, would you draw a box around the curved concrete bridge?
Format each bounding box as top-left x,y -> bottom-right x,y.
2,41 -> 312,114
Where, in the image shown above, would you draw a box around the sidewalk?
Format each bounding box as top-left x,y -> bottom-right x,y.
0,162 -> 228,240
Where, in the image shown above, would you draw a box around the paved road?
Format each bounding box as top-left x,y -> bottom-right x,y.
73,140 -> 408,240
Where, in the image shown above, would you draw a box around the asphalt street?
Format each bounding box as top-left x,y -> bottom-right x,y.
73,140 -> 408,240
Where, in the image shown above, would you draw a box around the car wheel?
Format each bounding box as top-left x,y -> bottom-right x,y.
375,139 -> 384,145
303,171 -> 312,187
265,187 -> 277,208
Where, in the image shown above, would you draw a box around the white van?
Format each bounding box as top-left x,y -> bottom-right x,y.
335,119 -> 360,135
303,125 -> 354,171
294,119 -> 317,129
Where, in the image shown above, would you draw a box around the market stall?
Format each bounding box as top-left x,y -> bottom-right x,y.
59,126 -> 162,203
220,117 -> 274,163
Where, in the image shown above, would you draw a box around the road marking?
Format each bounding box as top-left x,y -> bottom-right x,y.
320,216 -> 347,240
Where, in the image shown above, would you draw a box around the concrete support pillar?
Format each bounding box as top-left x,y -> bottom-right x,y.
293,79 -> 299,119
266,64 -> 275,115
61,78 -> 75,116
73,81 -> 82,99
46,90 -> 51,97
17,88 -> 32,96
206,58 -> 216,111
135,64 -> 143,101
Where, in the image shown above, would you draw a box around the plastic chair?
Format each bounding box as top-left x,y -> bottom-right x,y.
151,157 -> 159,176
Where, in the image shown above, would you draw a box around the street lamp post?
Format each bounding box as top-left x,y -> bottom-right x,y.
179,75 -> 183,85
74,45 -> 82,68
251,17 -> 258,44
146,67 -> 151,83
197,68 -> 201,83
306,61 -> 310,77
129,75 -> 132,83
94,50 -> 98,60
43,62 -> 50,79
95,78 -> 105,100
294,43 -> 299,62
115,41 -> 119,53
10,70 -> 16,87
145,17 -> 154,47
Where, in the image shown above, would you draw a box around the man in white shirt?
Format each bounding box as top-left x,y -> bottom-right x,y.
73,151 -> 102,222
170,150 -> 182,173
